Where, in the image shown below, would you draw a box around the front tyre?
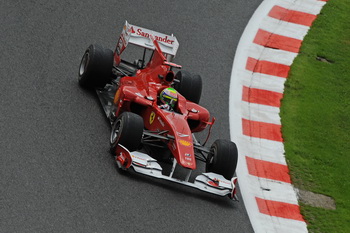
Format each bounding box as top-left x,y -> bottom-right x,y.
78,44 -> 113,89
110,112 -> 144,155
206,139 -> 238,180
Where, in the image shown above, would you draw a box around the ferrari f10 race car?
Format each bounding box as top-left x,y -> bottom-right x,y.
78,21 -> 239,200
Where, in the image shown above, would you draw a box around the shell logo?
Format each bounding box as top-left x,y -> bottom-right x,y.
179,140 -> 191,147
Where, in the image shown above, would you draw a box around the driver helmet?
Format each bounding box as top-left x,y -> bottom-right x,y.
160,87 -> 178,108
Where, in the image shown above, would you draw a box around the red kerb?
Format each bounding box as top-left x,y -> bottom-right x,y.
246,57 -> 290,78
256,197 -> 305,221
242,118 -> 283,142
246,156 -> 291,183
253,29 -> 302,53
269,5 -> 317,26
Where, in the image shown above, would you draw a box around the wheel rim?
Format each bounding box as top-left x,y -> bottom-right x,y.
110,119 -> 122,144
79,52 -> 89,76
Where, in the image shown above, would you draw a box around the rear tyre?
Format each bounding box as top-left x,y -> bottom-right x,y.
110,112 -> 144,155
206,139 -> 238,180
173,71 -> 202,104
78,44 -> 114,89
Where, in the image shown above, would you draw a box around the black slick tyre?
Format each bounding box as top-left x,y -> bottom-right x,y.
206,139 -> 238,180
174,71 -> 202,104
110,112 -> 144,155
78,44 -> 113,89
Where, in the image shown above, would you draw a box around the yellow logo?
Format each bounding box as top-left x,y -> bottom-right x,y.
179,140 -> 191,147
149,112 -> 156,124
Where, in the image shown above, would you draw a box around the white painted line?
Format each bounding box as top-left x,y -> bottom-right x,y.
248,43 -> 298,66
241,70 -> 287,93
247,177 -> 299,205
255,214 -> 308,233
260,16 -> 310,40
278,0 -> 326,15
240,137 -> 286,165
241,102 -> 281,125
240,136 -> 286,161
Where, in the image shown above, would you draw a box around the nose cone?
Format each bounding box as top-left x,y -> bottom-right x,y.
176,138 -> 196,170
162,111 -> 197,170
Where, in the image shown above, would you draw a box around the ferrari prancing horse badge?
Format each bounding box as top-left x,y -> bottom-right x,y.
149,112 -> 155,124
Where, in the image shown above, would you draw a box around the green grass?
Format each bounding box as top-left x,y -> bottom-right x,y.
280,1 -> 350,232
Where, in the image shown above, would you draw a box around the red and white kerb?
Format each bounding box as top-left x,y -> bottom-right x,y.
229,0 -> 329,232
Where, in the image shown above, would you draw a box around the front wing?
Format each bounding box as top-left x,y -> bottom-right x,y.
115,145 -> 238,200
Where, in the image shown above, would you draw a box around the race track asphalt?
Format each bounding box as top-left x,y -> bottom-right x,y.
1,1 -> 262,232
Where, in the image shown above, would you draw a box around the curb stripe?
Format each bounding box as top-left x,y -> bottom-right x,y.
242,118 -> 283,142
268,5 -> 317,27
242,86 -> 283,107
256,197 -> 305,221
253,29 -> 302,53
246,156 -> 291,183
246,57 -> 290,78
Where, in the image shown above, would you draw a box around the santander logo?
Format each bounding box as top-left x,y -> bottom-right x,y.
130,26 -> 175,45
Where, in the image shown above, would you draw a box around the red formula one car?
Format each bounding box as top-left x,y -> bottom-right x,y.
78,21 -> 239,200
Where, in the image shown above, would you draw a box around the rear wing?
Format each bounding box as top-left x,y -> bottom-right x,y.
114,21 -> 179,64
